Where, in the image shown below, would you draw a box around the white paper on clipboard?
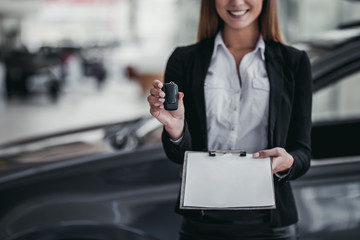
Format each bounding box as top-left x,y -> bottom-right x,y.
180,151 -> 276,210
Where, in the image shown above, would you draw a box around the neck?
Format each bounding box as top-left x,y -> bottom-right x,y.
221,22 -> 260,50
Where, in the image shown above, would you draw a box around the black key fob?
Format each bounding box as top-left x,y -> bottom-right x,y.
162,81 -> 178,111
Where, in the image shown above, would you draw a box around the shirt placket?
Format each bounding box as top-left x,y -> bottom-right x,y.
229,61 -> 241,150
235,51 -> 255,149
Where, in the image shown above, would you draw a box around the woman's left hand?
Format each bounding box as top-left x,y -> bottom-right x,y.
253,147 -> 294,173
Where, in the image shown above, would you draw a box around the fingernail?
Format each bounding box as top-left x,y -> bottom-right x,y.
159,105 -> 164,109
253,152 -> 260,158
158,83 -> 163,88
159,98 -> 165,102
159,92 -> 165,97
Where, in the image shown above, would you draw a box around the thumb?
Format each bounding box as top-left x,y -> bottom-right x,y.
253,148 -> 280,158
178,92 -> 184,103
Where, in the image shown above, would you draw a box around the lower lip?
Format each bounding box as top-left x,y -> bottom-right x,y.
228,10 -> 249,19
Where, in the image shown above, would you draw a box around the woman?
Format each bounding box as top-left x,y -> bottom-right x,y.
147,0 -> 312,239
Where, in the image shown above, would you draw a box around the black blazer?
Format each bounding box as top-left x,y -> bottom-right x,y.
161,36 -> 312,227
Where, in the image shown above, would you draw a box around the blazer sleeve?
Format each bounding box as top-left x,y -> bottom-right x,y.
285,51 -> 313,181
161,47 -> 193,164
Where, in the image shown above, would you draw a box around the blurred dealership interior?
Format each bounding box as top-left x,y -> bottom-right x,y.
0,0 -> 360,145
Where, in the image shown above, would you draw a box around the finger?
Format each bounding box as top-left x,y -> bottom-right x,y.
271,157 -> 280,172
253,148 -> 283,158
271,157 -> 286,173
152,79 -> 163,89
147,95 -> 164,107
152,101 -> 163,107
271,156 -> 293,173
150,87 -> 165,98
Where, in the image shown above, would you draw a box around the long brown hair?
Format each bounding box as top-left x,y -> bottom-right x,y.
196,0 -> 284,43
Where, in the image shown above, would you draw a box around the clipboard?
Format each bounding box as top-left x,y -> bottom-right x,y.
180,150 -> 276,210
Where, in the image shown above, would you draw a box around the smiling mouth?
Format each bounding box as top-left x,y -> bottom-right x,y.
228,9 -> 249,17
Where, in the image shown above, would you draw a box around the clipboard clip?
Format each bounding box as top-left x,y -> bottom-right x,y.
208,150 -> 247,157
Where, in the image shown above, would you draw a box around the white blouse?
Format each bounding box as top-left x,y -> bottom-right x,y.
204,32 -> 269,153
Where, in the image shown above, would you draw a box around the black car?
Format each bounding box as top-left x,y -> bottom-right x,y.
0,27 -> 360,240
1,45 -> 108,102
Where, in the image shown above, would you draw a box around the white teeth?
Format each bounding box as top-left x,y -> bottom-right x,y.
230,10 -> 247,16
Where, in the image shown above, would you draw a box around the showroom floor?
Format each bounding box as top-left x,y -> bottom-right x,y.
0,78 -> 150,145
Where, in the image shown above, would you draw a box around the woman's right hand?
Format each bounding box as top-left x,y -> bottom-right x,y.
147,79 -> 185,140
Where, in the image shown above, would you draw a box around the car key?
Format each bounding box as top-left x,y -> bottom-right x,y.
162,81 -> 178,111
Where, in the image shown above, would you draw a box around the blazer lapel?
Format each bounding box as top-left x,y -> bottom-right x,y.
191,37 -> 215,150
265,42 -> 284,148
